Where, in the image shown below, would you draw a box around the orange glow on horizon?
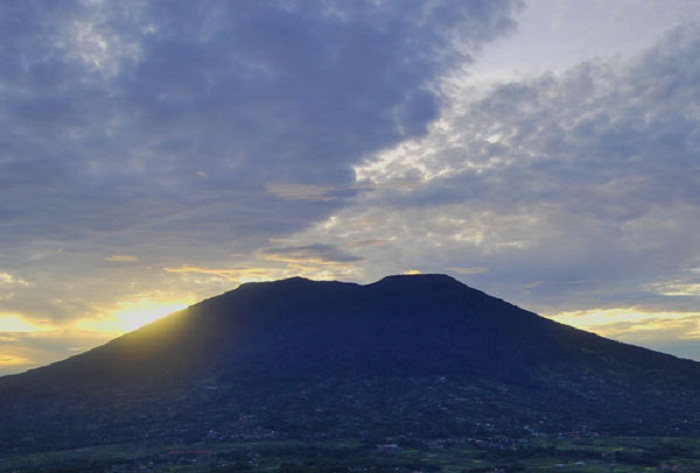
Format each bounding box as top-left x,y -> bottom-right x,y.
0,353 -> 34,367
545,308 -> 700,342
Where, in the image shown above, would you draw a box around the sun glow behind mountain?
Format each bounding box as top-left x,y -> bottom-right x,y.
113,301 -> 191,332
77,300 -> 192,334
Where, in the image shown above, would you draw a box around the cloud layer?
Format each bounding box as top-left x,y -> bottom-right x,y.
289,25 -> 700,347
0,0 -> 523,372
2,0 -> 699,372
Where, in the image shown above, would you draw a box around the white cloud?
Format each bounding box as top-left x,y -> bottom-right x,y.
292,24 -> 700,315
0,272 -> 29,288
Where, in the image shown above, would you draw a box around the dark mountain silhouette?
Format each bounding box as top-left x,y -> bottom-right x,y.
2,274 -> 700,455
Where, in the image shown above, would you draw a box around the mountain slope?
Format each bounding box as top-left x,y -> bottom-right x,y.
1,274 -> 700,454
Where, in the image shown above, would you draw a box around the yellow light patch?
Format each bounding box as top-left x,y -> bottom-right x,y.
546,308 -> 690,328
105,254 -> 140,262
115,301 -> 189,332
0,314 -> 56,333
545,308 -> 700,343
77,300 -> 191,334
0,353 -> 34,367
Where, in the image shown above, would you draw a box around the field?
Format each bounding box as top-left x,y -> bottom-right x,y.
2,436 -> 700,472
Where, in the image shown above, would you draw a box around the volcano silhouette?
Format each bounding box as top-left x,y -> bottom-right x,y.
2,274 -> 700,454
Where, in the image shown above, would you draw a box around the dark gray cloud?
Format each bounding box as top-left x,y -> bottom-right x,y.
0,0 -> 522,321
0,0 -> 523,236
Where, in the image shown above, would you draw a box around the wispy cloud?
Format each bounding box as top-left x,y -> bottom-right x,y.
448,267 -> 490,275
163,265 -> 272,282
0,272 -> 29,288
260,244 -> 365,265
545,308 -> 700,361
0,329 -> 115,376
105,255 -> 140,263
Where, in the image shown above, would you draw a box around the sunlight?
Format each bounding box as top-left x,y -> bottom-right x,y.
546,308 -> 692,328
545,308 -> 700,344
114,301 -> 190,332
77,300 -> 192,334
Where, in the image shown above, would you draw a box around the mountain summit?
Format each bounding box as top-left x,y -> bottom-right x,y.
2,274 -> 700,454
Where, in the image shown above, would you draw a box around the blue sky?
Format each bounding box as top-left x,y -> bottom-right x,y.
1,0 -> 700,375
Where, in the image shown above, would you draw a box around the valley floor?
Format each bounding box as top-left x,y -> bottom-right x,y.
2,436 -> 700,472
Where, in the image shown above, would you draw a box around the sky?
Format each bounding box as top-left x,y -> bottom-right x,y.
1,0 -> 700,376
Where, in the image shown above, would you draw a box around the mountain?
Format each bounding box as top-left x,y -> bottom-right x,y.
2,274 -> 700,455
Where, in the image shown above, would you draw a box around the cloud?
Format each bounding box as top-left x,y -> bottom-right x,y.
0,0 -> 522,329
0,329 -> 115,376
106,255 -> 140,262
545,308 -> 700,361
5,1 -> 698,371
0,314 -> 56,333
0,0 -> 522,248
264,183 -> 358,202
0,272 -> 29,286
448,267 -> 490,275
0,271 -> 30,303
287,24 -> 700,315
163,265 -> 272,282
260,244 -> 364,265
648,275 -> 700,297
